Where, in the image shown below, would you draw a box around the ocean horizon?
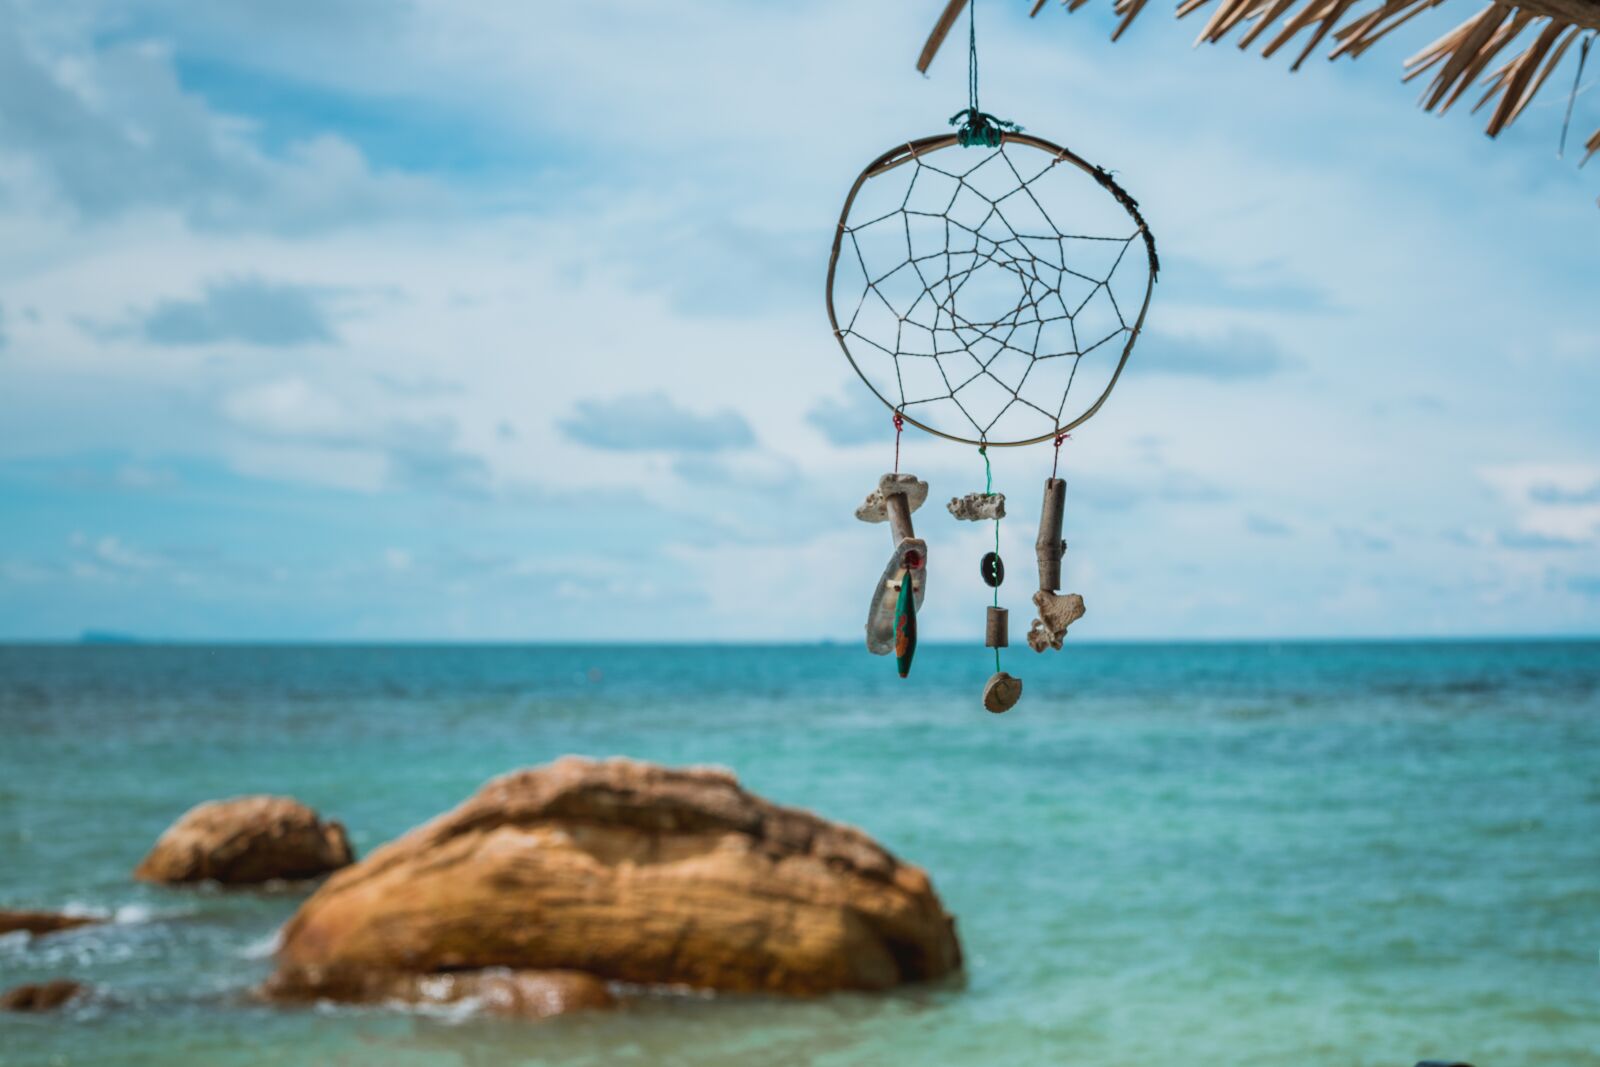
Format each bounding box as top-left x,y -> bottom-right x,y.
4,639 -> 1597,1065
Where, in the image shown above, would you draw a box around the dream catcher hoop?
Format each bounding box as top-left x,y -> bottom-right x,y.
825,131 -> 1158,448
827,0 -> 1158,713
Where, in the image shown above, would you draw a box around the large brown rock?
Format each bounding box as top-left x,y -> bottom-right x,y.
267,757 -> 961,999
135,796 -> 353,885
0,910 -> 103,937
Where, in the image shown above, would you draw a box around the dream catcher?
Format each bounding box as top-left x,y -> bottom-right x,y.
825,0 -> 1157,713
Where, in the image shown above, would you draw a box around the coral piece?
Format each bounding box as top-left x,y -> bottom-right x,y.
855,474 -> 928,522
1026,591 -> 1086,652
982,672 -> 1023,713
947,492 -> 1005,521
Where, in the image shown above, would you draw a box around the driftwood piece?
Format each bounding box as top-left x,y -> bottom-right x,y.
985,606 -> 1009,649
1035,478 -> 1066,592
886,492 -> 915,545
947,492 -> 1006,521
1027,590 -> 1086,652
866,539 -> 927,656
982,672 -> 1024,713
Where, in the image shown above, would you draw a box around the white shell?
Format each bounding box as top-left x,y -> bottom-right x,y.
865,538 -> 927,655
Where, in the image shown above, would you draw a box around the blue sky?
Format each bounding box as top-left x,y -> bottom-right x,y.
0,0 -> 1597,641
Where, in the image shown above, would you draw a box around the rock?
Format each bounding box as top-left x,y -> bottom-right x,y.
1,980 -> 85,1012
267,757 -> 961,999
269,967 -> 614,1020
135,796 -> 354,886
982,672 -> 1023,713
855,473 -> 929,522
0,910 -> 103,937
947,492 -> 1005,521
1026,590 -> 1086,652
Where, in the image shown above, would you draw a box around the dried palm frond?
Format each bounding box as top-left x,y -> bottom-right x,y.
919,0 -> 1600,164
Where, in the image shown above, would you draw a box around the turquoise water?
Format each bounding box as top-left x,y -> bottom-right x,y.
1,641 -> 1597,1066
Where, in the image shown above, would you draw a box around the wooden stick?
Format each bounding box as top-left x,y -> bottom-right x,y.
886,492 -> 916,545
1035,478 -> 1067,592
917,0 -> 970,74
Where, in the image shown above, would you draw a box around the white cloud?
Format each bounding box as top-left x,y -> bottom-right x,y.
0,0 -> 1596,638
222,377 -> 351,439
1481,464 -> 1600,548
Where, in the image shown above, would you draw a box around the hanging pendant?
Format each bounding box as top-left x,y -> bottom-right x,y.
894,567 -> 918,678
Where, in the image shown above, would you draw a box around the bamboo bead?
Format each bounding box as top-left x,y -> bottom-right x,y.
985,606 -> 1008,648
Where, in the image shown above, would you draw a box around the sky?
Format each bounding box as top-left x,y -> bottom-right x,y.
0,0 -> 1597,642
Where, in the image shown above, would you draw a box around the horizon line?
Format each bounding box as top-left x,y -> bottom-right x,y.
5,633 -> 1599,648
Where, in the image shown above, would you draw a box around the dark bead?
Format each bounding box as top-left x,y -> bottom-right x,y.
980,551 -> 1004,588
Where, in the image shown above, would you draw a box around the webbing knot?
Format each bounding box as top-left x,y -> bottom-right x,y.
949,108 -> 1020,148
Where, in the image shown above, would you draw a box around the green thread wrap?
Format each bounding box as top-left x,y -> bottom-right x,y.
949,108 -> 1021,149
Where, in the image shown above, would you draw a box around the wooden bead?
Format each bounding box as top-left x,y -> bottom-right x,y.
985,606 -> 1008,648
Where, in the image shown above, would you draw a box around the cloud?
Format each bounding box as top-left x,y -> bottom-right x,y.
0,10 -> 434,231
1160,255 -> 1336,313
223,377 -> 349,437
806,389 -> 896,447
672,452 -> 798,492
1336,526 -> 1392,552
1481,464 -> 1600,548
220,378 -> 488,496
1245,514 -> 1292,537
560,392 -> 754,453
1136,329 -> 1289,380
141,277 -> 335,346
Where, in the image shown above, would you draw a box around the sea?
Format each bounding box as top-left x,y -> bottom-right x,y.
1,641 -> 1596,1066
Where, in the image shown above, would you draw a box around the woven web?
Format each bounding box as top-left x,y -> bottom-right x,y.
832,142 -> 1152,445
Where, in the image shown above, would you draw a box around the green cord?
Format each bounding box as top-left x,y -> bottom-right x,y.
980,444 -> 1000,672
950,0 -> 1021,148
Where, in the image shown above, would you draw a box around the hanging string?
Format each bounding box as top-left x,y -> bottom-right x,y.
1051,431 -> 1070,480
892,411 -> 905,474
980,443 -> 1001,671
949,0 -> 1021,148
1559,32 -> 1594,161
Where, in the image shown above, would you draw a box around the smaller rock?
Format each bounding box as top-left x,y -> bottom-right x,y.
267,967 -> 614,1020
0,910 -> 103,938
135,796 -> 353,886
1,980 -> 85,1012
947,492 -> 1005,521
856,473 -> 929,522
982,672 -> 1023,713
1026,591 -> 1086,652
